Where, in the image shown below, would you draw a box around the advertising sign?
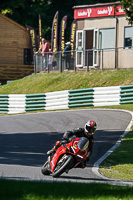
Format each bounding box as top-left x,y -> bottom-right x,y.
74,5 -> 125,19
51,11 -> 59,52
27,25 -> 38,61
38,14 -> 42,49
60,15 -> 67,56
70,19 -> 77,58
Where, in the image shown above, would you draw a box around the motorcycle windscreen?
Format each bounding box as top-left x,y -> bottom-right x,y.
78,137 -> 89,151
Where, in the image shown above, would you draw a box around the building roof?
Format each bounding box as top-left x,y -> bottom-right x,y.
73,1 -> 121,9
0,13 -> 27,32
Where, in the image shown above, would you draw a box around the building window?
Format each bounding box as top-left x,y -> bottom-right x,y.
124,26 -> 133,48
24,48 -> 32,65
99,28 -> 115,49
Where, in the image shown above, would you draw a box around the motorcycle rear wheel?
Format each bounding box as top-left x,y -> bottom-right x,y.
41,161 -> 51,175
52,155 -> 74,178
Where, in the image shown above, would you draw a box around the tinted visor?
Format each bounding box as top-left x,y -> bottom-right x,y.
78,137 -> 89,151
86,125 -> 96,133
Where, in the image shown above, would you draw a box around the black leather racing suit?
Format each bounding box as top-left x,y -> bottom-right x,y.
63,128 -> 94,163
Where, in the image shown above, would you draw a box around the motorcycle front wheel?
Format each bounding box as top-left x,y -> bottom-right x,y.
52,154 -> 74,178
41,160 -> 51,175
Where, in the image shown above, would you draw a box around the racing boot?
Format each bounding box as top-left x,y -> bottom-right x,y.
75,161 -> 86,168
47,148 -> 55,156
47,141 -> 61,156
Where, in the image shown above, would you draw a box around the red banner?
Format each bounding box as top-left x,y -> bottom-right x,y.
74,5 -> 125,19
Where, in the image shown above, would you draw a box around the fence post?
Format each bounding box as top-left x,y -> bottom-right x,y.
60,52 -> 62,72
34,54 -> 36,74
87,50 -> 89,72
102,49 -> 103,71
47,53 -> 50,73
98,50 -> 100,70
74,50 -> 76,72
58,51 -> 62,73
41,55 -> 43,71
115,47 -> 118,70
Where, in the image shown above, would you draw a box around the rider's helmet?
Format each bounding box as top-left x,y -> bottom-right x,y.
84,120 -> 97,137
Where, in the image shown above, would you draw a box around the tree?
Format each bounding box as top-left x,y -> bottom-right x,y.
0,0 -> 52,39
0,0 -> 115,41
120,0 -> 133,24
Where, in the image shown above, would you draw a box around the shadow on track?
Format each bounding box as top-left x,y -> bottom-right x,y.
0,129 -> 129,168
0,132 -> 62,166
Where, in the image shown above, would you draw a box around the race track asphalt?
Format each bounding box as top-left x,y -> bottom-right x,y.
0,109 -> 133,186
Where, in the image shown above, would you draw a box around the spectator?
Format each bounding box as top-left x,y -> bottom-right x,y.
48,49 -> 53,69
37,38 -> 49,70
52,53 -> 57,70
48,49 -> 57,71
64,41 -> 71,70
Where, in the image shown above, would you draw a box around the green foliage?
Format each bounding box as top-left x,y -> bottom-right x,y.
0,0 -> 116,42
1,9 -> 13,15
121,0 -> 133,25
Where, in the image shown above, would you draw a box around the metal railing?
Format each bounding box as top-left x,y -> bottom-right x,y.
34,46 -> 133,73
34,51 -> 76,73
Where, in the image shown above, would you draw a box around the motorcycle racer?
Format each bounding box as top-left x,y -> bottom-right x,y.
47,120 -> 97,167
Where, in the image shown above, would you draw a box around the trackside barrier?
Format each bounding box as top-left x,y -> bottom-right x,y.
69,88 -> 94,108
0,85 -> 133,114
120,85 -> 133,104
93,86 -> 120,107
68,86 -> 121,108
26,93 -> 45,112
45,90 -> 69,110
0,95 -> 8,113
8,94 -> 25,114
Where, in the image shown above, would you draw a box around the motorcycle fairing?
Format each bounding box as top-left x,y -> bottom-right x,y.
50,146 -> 67,172
66,138 -> 89,162
50,137 -> 89,173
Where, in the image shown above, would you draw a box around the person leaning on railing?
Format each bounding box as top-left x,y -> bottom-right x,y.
36,38 -> 49,70
64,41 -> 71,70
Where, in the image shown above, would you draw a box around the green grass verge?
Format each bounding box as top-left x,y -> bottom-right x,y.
96,104 -> 133,112
0,70 -> 133,198
100,126 -> 133,181
0,70 -> 133,94
0,180 -> 133,200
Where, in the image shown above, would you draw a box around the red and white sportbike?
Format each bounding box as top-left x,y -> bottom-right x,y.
41,137 -> 89,178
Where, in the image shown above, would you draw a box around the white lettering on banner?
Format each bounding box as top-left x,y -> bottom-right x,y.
78,9 -> 92,17
97,6 -> 112,16
98,9 -> 107,15
78,11 -> 88,17
108,6 -> 113,15
119,8 -> 124,13
87,9 -> 92,17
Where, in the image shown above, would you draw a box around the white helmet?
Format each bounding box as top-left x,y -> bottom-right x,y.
84,120 -> 97,136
